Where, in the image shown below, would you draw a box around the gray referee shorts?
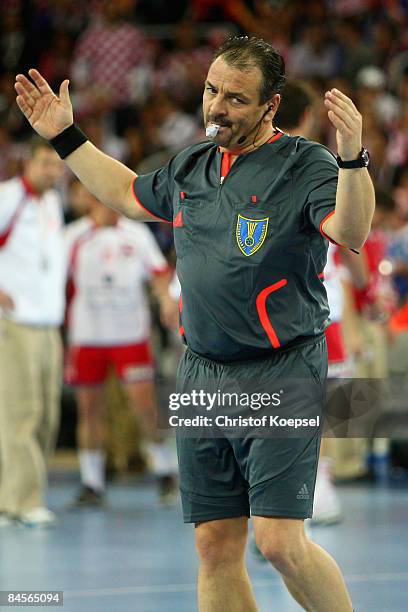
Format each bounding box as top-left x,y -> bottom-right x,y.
176,337 -> 327,523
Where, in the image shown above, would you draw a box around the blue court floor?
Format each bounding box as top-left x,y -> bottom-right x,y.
1,473 -> 407,612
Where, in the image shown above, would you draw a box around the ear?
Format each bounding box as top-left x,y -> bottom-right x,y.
263,94 -> 281,122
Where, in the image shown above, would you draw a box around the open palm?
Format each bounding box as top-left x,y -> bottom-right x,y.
324,88 -> 362,160
14,69 -> 73,140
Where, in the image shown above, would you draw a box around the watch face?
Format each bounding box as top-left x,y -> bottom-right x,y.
362,148 -> 370,166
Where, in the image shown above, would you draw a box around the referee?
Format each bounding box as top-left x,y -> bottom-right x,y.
15,36 -> 374,612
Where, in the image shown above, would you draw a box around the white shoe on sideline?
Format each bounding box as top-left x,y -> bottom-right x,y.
311,500 -> 342,525
18,507 -> 57,527
311,458 -> 343,525
0,513 -> 15,527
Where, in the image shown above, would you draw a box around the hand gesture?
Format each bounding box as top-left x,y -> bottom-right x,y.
15,69 -> 73,140
324,88 -> 362,161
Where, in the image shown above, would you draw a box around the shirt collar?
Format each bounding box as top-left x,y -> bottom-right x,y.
21,176 -> 40,198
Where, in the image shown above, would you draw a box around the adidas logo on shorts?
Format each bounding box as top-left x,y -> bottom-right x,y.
297,483 -> 310,500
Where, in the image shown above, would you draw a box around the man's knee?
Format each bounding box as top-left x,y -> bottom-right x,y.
195,518 -> 248,568
78,403 -> 102,421
254,519 -> 308,575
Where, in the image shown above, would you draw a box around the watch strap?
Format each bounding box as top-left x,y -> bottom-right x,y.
336,148 -> 369,169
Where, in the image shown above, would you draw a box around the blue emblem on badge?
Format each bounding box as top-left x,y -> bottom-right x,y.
236,215 -> 269,256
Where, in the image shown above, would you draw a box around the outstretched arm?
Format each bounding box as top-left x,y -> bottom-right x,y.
15,69 -> 151,221
321,88 -> 375,250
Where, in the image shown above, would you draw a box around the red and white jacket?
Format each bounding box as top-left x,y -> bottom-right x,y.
0,176 -> 65,326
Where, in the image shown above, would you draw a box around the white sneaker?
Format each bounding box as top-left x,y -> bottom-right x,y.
311,465 -> 343,525
0,513 -> 15,527
311,500 -> 342,525
18,507 -> 57,527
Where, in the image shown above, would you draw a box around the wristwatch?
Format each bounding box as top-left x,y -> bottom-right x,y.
336,148 -> 370,169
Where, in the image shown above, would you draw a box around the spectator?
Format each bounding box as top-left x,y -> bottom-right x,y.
372,18 -> 401,71
0,72 -> 29,138
386,100 -> 408,181
393,166 -> 408,218
78,115 -> 127,161
251,0 -> 298,61
64,176 -> 91,223
334,18 -> 373,85
289,22 -> 339,79
0,9 -> 26,74
153,91 -> 200,151
154,21 -> 213,111
136,0 -> 187,24
70,0 -> 151,114
122,125 -> 147,172
0,125 -> 25,181
363,123 -> 392,186
387,204 -> 408,305
353,195 -> 397,330
355,66 -> 399,130
38,30 -> 75,93
0,138 -> 65,527
139,91 -> 200,155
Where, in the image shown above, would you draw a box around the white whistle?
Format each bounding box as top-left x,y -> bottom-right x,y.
206,124 -> 221,139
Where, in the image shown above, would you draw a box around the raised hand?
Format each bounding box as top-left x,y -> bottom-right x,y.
324,88 -> 362,161
14,69 -> 73,140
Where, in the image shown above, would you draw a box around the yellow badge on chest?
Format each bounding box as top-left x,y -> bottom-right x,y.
236,215 -> 269,256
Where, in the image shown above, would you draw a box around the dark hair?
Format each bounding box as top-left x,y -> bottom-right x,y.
213,36 -> 286,104
28,136 -> 54,158
274,80 -> 314,130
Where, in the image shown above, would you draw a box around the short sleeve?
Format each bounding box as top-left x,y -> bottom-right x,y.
299,144 -> 338,238
132,162 -> 175,224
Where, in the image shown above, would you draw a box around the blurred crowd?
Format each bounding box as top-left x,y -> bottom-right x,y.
1,0 -> 408,521
1,0 -> 408,273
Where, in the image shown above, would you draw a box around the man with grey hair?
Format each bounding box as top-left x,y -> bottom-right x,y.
0,139 -> 64,527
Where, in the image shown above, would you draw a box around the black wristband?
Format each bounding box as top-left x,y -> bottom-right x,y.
49,124 -> 88,159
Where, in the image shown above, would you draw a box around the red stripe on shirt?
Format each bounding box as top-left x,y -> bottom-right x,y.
221,152 -> 233,180
0,179 -> 33,248
255,278 -> 288,348
267,131 -> 284,143
319,210 -> 340,245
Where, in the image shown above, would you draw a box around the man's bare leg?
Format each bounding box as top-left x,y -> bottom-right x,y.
196,517 -> 258,612
76,386 -> 105,450
253,517 -> 353,611
74,386 -> 106,497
